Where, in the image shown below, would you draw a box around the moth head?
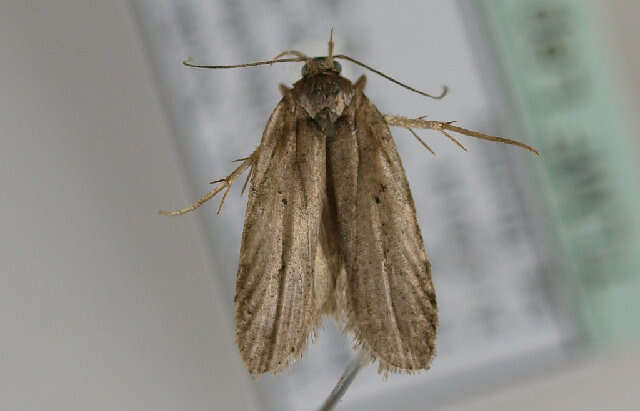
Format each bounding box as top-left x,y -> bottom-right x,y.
300,29 -> 341,77
301,57 -> 342,77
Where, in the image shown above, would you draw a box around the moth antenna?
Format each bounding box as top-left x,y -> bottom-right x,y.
272,50 -> 309,61
328,28 -> 335,66
183,56 -> 306,70
159,154 -> 255,216
334,54 -> 448,99
407,128 -> 436,155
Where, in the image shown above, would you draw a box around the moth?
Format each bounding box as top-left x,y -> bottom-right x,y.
160,31 -> 538,376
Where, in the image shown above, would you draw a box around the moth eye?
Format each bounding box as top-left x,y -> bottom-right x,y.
301,64 -> 308,77
333,61 -> 342,73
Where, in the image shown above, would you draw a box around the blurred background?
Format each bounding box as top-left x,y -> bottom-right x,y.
2,1 -> 640,410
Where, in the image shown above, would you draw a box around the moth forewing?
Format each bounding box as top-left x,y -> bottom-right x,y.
233,95 -> 328,375
329,86 -> 437,374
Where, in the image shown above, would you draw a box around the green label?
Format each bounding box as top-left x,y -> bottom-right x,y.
477,0 -> 640,343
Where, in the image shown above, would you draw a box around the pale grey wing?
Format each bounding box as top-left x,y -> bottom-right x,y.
234,100 -> 327,375
331,94 -> 438,373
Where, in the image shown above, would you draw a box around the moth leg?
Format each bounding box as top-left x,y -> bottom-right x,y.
407,127 -> 436,155
231,156 -> 251,163
208,177 -> 233,215
158,149 -> 257,217
385,115 -> 463,152
383,114 -> 539,155
240,163 -> 254,195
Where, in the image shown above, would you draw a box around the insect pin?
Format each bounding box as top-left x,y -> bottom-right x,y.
160,30 -> 539,376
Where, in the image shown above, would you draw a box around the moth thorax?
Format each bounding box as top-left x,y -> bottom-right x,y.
293,74 -> 354,126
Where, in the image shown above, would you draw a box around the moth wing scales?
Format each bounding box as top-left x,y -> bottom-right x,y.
234,98 -> 327,375
331,91 -> 438,373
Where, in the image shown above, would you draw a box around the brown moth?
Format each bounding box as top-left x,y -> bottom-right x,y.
160,31 -> 538,376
